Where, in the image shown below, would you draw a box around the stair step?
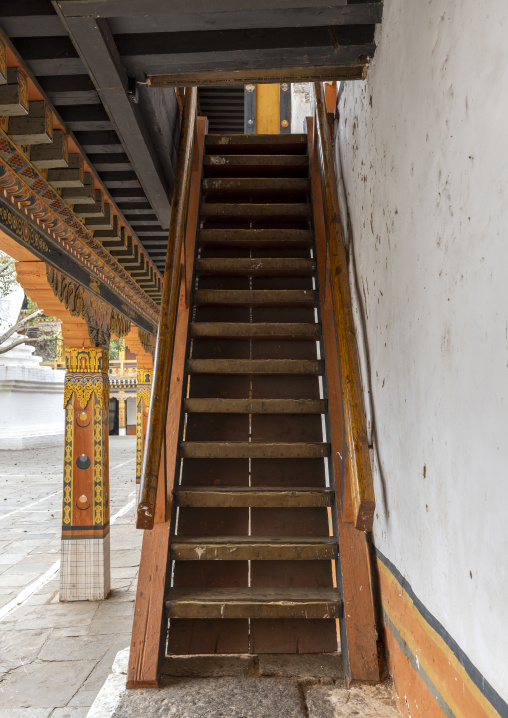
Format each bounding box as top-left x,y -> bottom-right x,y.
199,228 -> 312,248
200,203 -> 311,219
187,359 -> 322,375
190,322 -> 320,340
204,154 -> 309,178
169,536 -> 338,561
185,398 -> 326,414
194,289 -> 317,307
175,486 -> 334,508
180,442 -> 330,459
165,587 -> 342,619
202,178 -> 309,196
206,134 -> 308,155
195,258 -> 315,276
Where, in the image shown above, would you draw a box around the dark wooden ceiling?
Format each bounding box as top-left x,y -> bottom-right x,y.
0,0 -> 382,275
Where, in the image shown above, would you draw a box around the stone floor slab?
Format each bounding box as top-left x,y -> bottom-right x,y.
0,659 -> 97,708
0,710 -> 51,718
305,683 -> 401,718
259,654 -> 344,681
112,677 -> 306,718
38,634 -> 120,662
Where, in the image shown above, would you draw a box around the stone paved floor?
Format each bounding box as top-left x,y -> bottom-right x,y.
0,436 -> 142,717
0,436 -> 403,718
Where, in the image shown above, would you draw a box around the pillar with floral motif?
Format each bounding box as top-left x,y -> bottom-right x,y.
60,346 -> 110,601
136,367 -> 152,485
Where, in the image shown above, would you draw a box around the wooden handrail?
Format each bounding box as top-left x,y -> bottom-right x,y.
314,82 -> 375,531
136,86 -> 198,530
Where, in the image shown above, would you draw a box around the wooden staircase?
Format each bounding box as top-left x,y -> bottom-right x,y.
130,86 -> 378,687
164,133 -> 342,655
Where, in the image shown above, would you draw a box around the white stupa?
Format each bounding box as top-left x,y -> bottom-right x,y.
0,278 -> 65,449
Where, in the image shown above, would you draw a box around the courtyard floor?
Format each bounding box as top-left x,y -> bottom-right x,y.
0,436 -> 141,717
0,436 -> 402,718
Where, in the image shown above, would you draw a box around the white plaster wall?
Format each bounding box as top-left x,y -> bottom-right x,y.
337,0 -> 508,700
291,83 -> 314,133
0,364 -> 65,449
126,397 -> 136,425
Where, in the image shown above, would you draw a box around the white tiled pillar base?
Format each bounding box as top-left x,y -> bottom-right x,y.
60,533 -> 110,601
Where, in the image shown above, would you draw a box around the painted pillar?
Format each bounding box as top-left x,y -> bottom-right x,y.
136,367 -> 152,485
60,346 -> 110,601
118,398 -> 127,436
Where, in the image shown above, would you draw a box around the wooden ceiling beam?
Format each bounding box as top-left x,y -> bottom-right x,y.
53,11 -> 174,228
56,1 -> 382,29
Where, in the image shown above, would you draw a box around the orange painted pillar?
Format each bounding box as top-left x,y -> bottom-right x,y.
136,368 -> 152,485
60,346 -> 110,601
118,398 -> 127,436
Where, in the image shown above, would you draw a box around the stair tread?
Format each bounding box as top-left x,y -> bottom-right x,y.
165,589 -> 341,619
203,155 -> 309,178
171,535 -> 336,545
190,322 -> 320,339
187,359 -> 322,375
203,178 -> 309,194
198,229 -> 312,249
205,135 -> 308,155
201,203 -> 311,217
185,398 -> 326,413
194,289 -> 317,306
175,486 -> 333,508
180,442 -> 330,459
204,155 -> 308,165
177,486 -> 333,493
169,536 -> 337,561
195,258 -> 315,276
165,587 -> 342,619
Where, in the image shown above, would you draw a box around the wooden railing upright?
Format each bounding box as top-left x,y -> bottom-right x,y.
136,86 -> 198,531
313,82 -> 375,531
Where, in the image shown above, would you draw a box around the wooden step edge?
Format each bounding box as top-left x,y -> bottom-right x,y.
186,359 -> 323,375
165,588 -> 342,619
200,203 -> 311,216
194,290 -> 318,307
202,178 -> 310,190
190,322 -> 321,339
195,258 -> 316,276
174,487 -> 334,508
169,537 -> 338,561
179,442 -> 330,459
184,398 -> 327,414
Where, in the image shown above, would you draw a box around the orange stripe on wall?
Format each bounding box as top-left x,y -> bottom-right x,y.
383,622 -> 448,718
378,559 -> 501,718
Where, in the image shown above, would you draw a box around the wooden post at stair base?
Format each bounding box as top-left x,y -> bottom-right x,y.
60,346 -> 111,601
136,368 -> 152,485
307,117 -> 379,683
